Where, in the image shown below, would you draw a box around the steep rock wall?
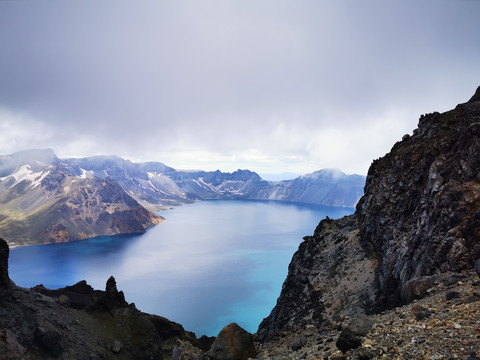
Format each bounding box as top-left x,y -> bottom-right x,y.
258,86 -> 480,341
357,91 -> 480,308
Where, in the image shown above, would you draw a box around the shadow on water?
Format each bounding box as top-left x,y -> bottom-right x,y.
10,233 -> 144,289
10,200 -> 354,336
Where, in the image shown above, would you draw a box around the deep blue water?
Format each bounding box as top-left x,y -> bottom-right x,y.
9,200 -> 353,336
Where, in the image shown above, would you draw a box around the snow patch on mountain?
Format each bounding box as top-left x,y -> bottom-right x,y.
0,165 -> 50,189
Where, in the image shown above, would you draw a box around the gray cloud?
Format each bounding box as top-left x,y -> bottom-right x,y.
1,0 -> 479,174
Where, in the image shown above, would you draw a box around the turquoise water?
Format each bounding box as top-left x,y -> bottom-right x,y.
9,200 -> 354,336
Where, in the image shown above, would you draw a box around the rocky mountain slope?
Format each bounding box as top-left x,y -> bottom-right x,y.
255,269 -> 480,359
0,150 -> 162,246
257,86 -> 480,342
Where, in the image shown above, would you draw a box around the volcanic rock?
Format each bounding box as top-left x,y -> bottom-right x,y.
258,86 -> 480,341
335,315 -> 375,353
206,322 -> 256,360
172,339 -> 204,360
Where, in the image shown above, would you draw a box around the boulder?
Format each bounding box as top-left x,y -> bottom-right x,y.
290,335 -> 306,351
206,323 -> 256,360
58,294 -> 69,306
336,315 -> 375,353
110,340 -> 123,354
401,275 -> 438,303
411,304 -> 432,321
445,291 -> 461,301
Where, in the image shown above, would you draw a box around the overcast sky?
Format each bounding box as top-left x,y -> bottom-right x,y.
0,0 -> 479,175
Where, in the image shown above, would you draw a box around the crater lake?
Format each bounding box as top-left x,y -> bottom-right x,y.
9,200 -> 354,336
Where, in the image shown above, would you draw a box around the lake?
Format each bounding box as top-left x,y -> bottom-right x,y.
9,200 -> 354,337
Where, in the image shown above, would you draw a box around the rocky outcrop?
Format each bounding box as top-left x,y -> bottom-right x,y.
357,88 -> 480,309
257,215 -> 377,341
206,323 -> 256,360
258,86 -> 480,341
255,269 -> 480,359
0,238 -> 203,359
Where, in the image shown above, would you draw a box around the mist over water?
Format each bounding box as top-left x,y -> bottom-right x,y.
10,200 -> 353,336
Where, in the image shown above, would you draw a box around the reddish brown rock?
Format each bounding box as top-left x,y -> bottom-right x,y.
206,323 -> 256,360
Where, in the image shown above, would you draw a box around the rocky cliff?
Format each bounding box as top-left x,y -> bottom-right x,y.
258,86 -> 480,341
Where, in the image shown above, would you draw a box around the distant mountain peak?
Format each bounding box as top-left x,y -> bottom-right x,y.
8,148 -> 57,165
301,168 -> 347,180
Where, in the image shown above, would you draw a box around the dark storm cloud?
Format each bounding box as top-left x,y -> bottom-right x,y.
0,0 -> 479,174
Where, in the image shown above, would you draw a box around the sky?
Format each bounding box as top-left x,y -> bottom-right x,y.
0,1 -> 479,176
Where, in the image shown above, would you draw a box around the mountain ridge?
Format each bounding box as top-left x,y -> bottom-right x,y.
0,152 -> 365,245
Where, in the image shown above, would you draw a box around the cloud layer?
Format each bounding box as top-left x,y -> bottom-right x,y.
1,0 -> 479,174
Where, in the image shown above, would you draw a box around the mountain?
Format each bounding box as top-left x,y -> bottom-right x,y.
259,169 -> 365,207
257,87 -> 480,342
0,152 -> 162,246
0,150 -> 364,245
64,158 -> 365,209
1,88 -> 480,358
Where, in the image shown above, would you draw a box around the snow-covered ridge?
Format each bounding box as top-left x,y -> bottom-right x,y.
0,165 -> 50,189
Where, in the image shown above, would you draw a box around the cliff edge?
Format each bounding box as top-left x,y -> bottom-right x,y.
258,86 -> 480,341
0,237 -> 211,359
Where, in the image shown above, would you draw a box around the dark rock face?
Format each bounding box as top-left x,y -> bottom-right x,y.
257,215 -> 377,341
206,323 -> 256,360
357,88 -> 480,309
35,327 -> 64,357
475,259 -> 480,277
258,87 -> 480,340
0,238 -> 11,299
105,275 -> 127,310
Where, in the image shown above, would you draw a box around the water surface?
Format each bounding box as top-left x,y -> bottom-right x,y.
10,200 -> 353,336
